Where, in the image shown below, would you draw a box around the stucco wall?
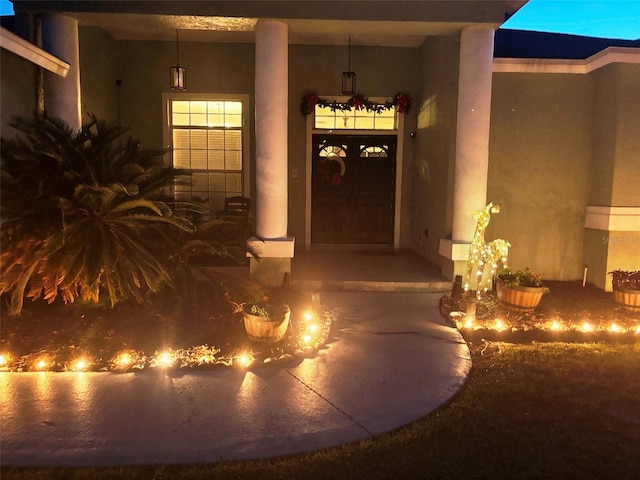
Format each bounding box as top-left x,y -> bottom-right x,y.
79,27 -> 119,123
583,229 -> 609,289
609,64 -> 640,207
604,231 -> 640,288
488,73 -> 593,280
79,31 -> 419,247
412,34 -> 459,266
585,229 -> 640,291
587,63 -> 640,207
604,64 -> 640,283
0,48 -> 37,137
288,44 -> 418,248
585,63 -> 640,289
110,39 -> 255,150
588,67 -> 617,206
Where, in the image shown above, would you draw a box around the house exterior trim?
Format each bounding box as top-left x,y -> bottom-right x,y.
584,206 -> 640,232
493,46 -> 640,74
0,26 -> 69,77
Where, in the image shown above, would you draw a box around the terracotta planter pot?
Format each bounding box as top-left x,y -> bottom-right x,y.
613,287 -> 640,309
496,280 -> 548,311
242,303 -> 291,343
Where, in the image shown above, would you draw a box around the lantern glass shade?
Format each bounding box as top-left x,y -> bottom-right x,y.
170,66 -> 186,91
342,71 -> 356,95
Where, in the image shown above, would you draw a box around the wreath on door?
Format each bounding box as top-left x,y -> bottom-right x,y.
318,155 -> 346,186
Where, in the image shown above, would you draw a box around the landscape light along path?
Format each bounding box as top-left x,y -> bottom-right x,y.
0,292 -> 471,467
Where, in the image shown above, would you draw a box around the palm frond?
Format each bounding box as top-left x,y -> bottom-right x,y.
1,113 -> 201,314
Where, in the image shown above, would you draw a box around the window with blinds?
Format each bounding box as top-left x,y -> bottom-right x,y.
169,99 -> 245,212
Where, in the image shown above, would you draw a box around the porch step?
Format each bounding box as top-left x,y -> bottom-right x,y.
205,250 -> 453,293
290,279 -> 452,293
290,249 -> 451,293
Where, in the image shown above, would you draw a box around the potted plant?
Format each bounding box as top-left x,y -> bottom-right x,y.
496,267 -> 549,311
609,270 -> 640,309
242,302 -> 291,343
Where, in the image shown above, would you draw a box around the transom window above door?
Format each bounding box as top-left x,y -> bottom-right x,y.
314,104 -> 396,130
164,96 -> 249,213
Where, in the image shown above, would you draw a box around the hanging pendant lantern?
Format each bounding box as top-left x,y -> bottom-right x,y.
341,34 -> 356,95
170,29 -> 186,91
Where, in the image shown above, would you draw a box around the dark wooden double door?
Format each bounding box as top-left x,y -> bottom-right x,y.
311,134 -> 396,245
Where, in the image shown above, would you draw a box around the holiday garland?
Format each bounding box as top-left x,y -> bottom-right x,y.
301,92 -> 410,116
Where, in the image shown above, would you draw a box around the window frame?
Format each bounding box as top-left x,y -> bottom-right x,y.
305,96 -> 404,251
313,103 -> 397,130
162,93 -> 251,210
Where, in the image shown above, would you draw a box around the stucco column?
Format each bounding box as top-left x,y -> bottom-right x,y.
255,20 -> 288,239
41,13 -> 81,130
439,25 -> 495,279
249,20 -> 295,287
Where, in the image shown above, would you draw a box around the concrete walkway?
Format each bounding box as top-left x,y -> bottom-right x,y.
0,291 -> 470,467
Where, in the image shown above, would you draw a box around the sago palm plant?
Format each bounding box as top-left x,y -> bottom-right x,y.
1,113 -> 200,315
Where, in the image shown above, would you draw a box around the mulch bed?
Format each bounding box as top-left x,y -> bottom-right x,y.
3,280 -> 638,371
441,280 -> 640,344
0,286 -> 331,372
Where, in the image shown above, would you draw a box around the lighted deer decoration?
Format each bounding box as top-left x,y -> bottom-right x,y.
463,202 -> 510,300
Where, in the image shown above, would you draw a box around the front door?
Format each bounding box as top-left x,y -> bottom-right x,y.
311,134 -> 396,245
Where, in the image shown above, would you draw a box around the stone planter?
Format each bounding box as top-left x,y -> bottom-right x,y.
242,303 -> 291,343
496,280 -> 548,311
613,287 -> 640,309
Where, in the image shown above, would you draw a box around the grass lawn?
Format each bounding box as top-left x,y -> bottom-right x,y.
3,340 -> 639,480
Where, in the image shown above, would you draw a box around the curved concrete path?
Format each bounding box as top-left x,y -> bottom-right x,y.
0,292 -> 470,467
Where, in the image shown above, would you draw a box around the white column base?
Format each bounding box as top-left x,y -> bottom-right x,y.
247,237 -> 295,258
438,239 -> 471,261
247,237 -> 295,287
439,239 -> 471,281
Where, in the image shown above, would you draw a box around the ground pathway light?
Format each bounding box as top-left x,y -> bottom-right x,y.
450,309 -> 639,335
0,298 -> 333,372
155,351 -> 175,368
235,352 -> 254,368
35,358 -> 50,371
72,358 -> 90,372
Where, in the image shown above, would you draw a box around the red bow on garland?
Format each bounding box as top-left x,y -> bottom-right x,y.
393,94 -> 409,114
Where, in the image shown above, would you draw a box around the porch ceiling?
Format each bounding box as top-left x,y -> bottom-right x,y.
14,0 -> 517,47
70,12 -> 484,47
